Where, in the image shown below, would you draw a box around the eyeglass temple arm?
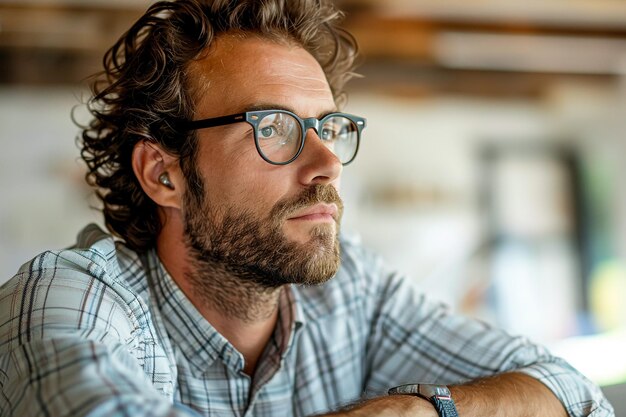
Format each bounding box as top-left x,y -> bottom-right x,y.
184,113 -> 247,131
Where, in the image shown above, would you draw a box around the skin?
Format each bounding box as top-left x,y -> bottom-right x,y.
132,34 -> 568,416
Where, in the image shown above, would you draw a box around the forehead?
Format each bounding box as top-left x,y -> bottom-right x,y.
188,34 -> 336,118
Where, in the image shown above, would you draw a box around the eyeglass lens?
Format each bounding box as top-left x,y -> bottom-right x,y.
257,112 -> 359,164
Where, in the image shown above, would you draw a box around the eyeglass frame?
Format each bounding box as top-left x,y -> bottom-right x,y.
183,109 -> 367,166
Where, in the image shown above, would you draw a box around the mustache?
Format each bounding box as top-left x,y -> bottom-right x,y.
270,184 -> 344,222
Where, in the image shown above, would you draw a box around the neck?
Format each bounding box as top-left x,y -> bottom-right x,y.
188,275 -> 281,376
156,224 -> 282,376
185,253 -> 283,322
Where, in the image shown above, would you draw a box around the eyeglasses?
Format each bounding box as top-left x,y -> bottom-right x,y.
184,109 -> 366,165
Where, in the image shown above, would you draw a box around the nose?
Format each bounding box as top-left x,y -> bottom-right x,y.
296,127 -> 342,186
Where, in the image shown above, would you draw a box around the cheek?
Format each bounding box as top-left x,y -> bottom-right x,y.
239,174 -> 289,209
195,139 -> 297,212
210,166 -> 292,215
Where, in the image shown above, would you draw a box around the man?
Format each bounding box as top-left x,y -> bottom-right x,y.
0,0 -> 613,416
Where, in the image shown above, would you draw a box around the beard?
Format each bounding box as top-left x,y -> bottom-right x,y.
182,181 -> 344,291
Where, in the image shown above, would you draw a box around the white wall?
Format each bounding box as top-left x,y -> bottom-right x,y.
0,87 -> 102,280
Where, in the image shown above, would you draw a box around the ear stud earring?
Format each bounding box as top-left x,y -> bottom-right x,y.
158,172 -> 175,190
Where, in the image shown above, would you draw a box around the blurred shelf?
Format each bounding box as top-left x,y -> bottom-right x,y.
0,3 -> 143,50
0,0 -> 146,8
0,0 -> 624,94
0,2 -> 143,84
341,0 -> 626,31
340,0 -> 626,97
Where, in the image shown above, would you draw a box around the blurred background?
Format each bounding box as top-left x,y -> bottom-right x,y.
0,0 -> 625,411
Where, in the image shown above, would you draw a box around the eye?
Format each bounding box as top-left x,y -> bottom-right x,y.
259,126 -> 277,138
321,126 -> 339,141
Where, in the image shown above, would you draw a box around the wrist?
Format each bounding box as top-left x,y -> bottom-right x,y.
388,384 -> 459,417
387,395 -> 439,417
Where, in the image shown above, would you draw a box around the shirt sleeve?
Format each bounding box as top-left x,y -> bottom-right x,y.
0,248 -> 200,417
360,254 -> 614,417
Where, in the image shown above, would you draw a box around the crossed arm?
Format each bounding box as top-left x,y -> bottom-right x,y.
327,372 -> 567,417
0,339 -> 573,417
0,317 -> 611,417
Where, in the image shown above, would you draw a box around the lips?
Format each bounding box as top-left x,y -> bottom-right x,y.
287,203 -> 338,222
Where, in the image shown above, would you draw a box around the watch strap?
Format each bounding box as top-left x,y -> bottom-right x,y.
431,393 -> 459,417
388,384 -> 459,417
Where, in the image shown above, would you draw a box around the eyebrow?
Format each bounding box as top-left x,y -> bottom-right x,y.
244,103 -> 339,118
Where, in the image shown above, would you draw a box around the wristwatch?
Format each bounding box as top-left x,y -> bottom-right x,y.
388,383 -> 459,417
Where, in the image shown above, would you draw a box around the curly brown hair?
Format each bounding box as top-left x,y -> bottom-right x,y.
80,0 -> 359,252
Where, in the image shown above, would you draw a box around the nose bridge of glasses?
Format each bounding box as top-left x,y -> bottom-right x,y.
302,117 -> 321,136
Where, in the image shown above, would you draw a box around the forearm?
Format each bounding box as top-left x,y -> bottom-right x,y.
364,270 -> 612,417
452,372 -> 567,417
322,395 -> 436,417
322,373 -> 567,417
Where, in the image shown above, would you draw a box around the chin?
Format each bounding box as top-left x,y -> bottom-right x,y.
285,223 -> 336,244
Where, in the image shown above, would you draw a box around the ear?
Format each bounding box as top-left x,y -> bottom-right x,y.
132,141 -> 183,210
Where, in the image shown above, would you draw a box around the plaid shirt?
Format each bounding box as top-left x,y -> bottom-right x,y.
0,224 -> 613,417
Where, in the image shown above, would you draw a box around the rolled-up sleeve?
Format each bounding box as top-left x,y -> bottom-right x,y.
361,257 -> 613,417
